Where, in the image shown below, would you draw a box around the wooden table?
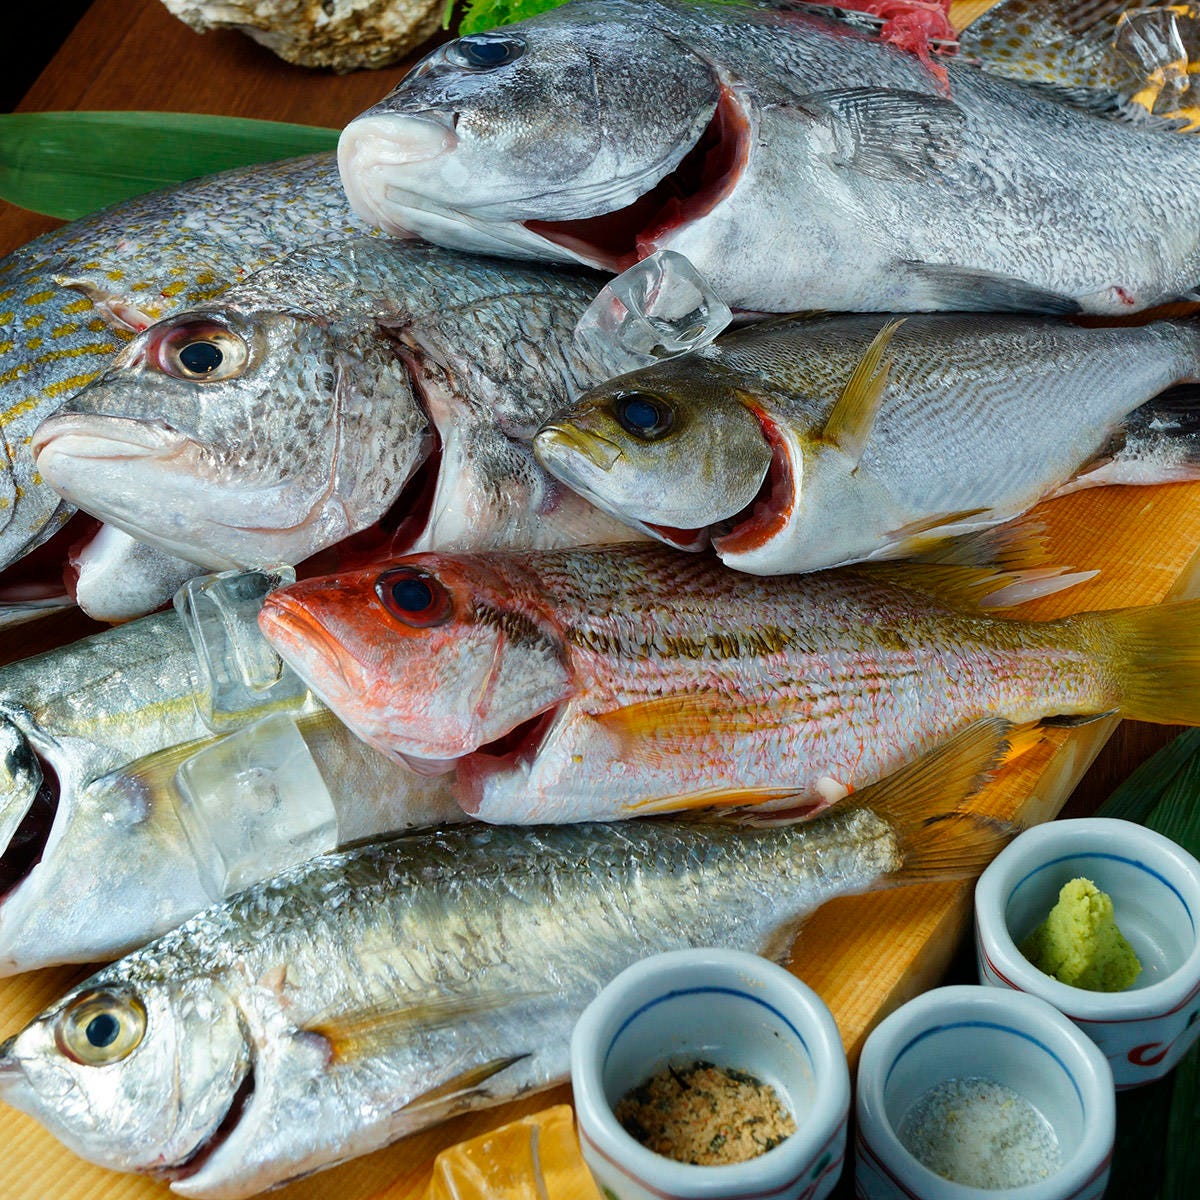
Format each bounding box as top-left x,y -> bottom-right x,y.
0,3 -> 1193,1198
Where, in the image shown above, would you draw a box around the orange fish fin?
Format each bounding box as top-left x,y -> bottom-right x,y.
594,693 -> 779,745
840,718 -> 1018,885
624,784 -> 818,816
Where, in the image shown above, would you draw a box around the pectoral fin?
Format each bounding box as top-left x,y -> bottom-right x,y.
802,87 -> 964,181
396,1054 -> 531,1115
821,318 -> 904,465
304,990 -> 551,1064
901,262 -> 1082,315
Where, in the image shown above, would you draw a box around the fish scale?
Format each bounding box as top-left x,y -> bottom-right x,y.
1,801 -> 968,1198
0,152 -> 369,577
258,542 -> 1181,825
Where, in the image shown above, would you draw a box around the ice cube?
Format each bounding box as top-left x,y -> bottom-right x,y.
172,713 -> 339,899
175,566 -> 309,733
574,250 -> 732,370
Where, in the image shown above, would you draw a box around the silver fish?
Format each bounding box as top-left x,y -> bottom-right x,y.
0,151 -> 369,617
534,311 -> 1200,574
0,606 -> 458,973
0,718 -> 1010,1198
339,0 -> 1200,315
32,237 -> 642,573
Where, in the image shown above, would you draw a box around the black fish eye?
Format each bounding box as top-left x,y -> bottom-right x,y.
613,392 -> 675,441
178,341 -> 223,375
446,33 -> 525,70
376,567 -> 453,628
85,1013 -> 120,1049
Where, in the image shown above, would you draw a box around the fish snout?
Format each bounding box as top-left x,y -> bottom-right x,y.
535,424 -> 624,473
339,113 -> 459,233
32,413 -> 184,465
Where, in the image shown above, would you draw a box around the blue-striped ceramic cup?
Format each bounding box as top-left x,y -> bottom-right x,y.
570,948 -> 849,1200
974,818 -> 1200,1088
855,986 -> 1114,1200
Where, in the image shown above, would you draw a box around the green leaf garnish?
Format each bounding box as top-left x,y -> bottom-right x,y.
0,112 -> 339,220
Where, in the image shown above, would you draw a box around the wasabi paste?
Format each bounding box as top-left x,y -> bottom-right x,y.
1020,877 -> 1142,992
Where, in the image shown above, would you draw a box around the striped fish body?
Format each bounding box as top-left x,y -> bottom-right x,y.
259,542 -> 1200,823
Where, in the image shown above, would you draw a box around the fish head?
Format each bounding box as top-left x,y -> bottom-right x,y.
259,554 -> 572,772
31,300 -> 430,571
534,357 -> 773,550
0,970 -> 251,1177
338,2 -> 738,269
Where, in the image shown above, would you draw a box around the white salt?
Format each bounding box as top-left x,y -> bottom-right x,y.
897,1076 -> 1061,1189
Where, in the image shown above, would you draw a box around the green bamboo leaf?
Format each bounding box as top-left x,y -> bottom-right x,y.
1164,1037 -> 1200,1200
1096,729 -> 1200,824
1145,749 -> 1200,855
0,111 -> 340,220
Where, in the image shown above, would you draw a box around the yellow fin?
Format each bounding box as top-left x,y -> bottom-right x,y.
594,692 -> 798,744
101,734 -> 216,795
843,718 -> 1017,884
1066,598 -> 1200,725
398,1055 -> 530,1115
821,317 -> 904,465
625,784 -> 821,816
304,990 -> 549,1064
857,559 -> 1095,613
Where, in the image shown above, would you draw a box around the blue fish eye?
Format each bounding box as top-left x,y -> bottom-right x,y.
447,33 -> 525,70
392,577 -> 434,613
614,393 -> 675,441
376,567 -> 453,628
85,1013 -> 121,1049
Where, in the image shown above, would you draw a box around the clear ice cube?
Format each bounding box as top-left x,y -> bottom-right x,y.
175,565 -> 310,733
173,713 -> 339,899
574,250 -> 733,371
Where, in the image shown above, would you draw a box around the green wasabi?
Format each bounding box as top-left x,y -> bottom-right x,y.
1020,877 -> 1142,992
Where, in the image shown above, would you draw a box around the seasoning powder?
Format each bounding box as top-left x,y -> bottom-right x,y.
614,1060 -> 797,1166
898,1076 -> 1061,1189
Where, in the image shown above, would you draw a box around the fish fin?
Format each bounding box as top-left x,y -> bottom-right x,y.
906,513 -> 1052,571
997,721 -> 1048,766
304,991 -> 550,1064
900,261 -> 1082,315
624,785 -> 821,816
395,1054 -> 531,1116
841,718 -> 1018,885
1040,710 -> 1121,728
821,318 -> 904,466
1065,597 -> 1200,724
857,559 -> 1095,612
101,735 -> 216,795
594,692 -> 797,748
800,86 -> 964,181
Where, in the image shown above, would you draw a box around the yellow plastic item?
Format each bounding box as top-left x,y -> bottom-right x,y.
425,1106 -> 603,1200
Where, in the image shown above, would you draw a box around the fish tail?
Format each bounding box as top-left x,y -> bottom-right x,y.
1068,597 -> 1200,725
840,718 -> 1017,886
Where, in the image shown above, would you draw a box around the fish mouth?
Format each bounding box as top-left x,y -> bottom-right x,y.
257,591 -> 355,699
534,426 -> 708,553
453,707 -> 561,816
32,413 -> 187,464
160,1051 -> 257,1183
522,82 -> 749,272
712,410 -> 797,559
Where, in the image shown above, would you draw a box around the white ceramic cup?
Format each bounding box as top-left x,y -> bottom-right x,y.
974,817 -> 1200,1088
570,948 -> 850,1200
855,985 -> 1114,1200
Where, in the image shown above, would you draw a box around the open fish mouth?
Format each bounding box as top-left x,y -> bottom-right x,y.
521,82 -> 750,272
452,707 -> 561,815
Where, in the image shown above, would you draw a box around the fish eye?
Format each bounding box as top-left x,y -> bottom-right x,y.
613,392 -> 675,441
375,567 -> 453,628
56,989 -> 147,1066
445,33 -> 525,70
149,318 -> 249,382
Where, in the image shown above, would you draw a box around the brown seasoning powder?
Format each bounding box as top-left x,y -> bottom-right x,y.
614,1060 -> 797,1166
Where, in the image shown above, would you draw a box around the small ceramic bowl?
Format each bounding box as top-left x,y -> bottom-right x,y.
975,817 -> 1200,1088
855,985 -> 1114,1200
570,948 -> 850,1200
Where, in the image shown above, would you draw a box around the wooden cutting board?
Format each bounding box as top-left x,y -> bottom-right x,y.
1,1 -> 1198,1198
